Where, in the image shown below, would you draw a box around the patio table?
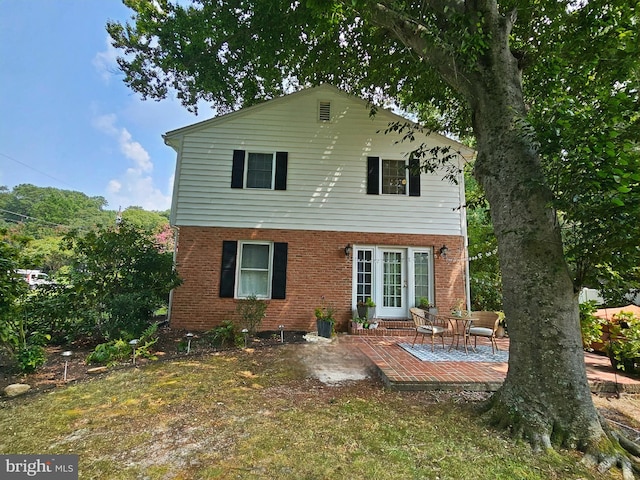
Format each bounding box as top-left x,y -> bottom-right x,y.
446,315 -> 477,354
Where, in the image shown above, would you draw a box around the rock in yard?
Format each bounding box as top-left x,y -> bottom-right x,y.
87,367 -> 108,374
4,383 -> 31,397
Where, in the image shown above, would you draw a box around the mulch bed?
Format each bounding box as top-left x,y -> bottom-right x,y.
0,328 -> 308,397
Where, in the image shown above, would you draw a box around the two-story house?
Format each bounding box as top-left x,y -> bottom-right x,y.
163,84 -> 473,333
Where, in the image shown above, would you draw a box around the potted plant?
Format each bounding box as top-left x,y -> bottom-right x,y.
357,297 -> 376,319
314,305 -> 335,338
351,317 -> 365,330
418,297 -> 438,314
606,311 -> 640,373
451,298 -> 465,317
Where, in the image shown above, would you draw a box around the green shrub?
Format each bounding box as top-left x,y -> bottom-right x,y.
607,311 -> 640,372
236,295 -> 267,335
16,344 -> 46,373
61,222 -> 182,343
579,301 -> 604,350
205,321 -> 241,348
86,339 -> 130,366
87,323 -> 159,366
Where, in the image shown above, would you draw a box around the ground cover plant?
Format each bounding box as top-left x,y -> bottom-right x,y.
0,345 -> 627,480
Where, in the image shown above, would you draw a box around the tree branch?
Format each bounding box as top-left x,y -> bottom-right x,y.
368,1 -> 476,98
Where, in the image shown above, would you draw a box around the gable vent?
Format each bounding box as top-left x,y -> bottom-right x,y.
318,101 -> 331,122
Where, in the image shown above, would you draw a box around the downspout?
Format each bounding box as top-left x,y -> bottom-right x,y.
163,131 -> 184,327
167,226 -> 179,324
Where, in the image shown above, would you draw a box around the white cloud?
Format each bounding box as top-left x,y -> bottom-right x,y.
107,179 -> 122,194
118,129 -> 152,172
93,36 -> 120,84
93,113 -> 171,211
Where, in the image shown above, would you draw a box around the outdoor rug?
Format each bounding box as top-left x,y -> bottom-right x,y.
398,342 -> 509,363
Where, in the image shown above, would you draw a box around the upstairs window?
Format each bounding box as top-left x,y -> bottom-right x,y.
367,157 -> 420,196
381,159 -> 407,195
247,153 -> 274,189
231,150 -> 288,190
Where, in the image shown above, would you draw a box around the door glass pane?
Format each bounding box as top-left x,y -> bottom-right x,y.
383,252 -> 403,307
414,251 -> 431,305
356,249 -> 373,304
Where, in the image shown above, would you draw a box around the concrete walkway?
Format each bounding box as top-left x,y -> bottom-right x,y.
298,333 -> 640,393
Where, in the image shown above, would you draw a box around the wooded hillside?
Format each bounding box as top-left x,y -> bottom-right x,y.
0,184 -> 170,272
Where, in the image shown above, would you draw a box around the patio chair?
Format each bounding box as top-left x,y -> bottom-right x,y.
468,311 -> 500,354
410,307 -> 448,350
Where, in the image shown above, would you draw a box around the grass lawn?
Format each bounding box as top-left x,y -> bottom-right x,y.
0,345 -> 622,479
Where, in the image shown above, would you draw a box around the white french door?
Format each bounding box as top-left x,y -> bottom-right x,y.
377,249 -> 407,318
354,246 -> 434,319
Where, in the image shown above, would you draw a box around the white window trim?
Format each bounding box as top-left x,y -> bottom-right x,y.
244,152 -> 276,190
351,246 -> 435,316
236,240 -> 274,299
380,158 -> 409,196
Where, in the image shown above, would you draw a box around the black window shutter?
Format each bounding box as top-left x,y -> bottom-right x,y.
220,241 -> 238,298
275,152 -> 288,190
271,242 -> 288,299
409,158 -> 421,196
367,157 -> 379,195
231,150 -> 245,188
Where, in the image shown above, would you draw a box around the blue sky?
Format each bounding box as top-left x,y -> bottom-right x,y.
0,0 -> 208,211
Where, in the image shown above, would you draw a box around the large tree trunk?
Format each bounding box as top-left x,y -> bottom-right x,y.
464,3 -> 607,453
473,97 -> 605,451
370,2 -> 637,472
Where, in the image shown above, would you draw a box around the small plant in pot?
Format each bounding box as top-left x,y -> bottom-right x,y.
606,311 -> 640,373
451,298 -> 466,317
357,297 -> 376,319
417,297 -> 437,314
314,304 -> 335,339
351,317 -> 365,330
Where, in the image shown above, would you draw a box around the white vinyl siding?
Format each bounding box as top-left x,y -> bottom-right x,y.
167,85 -> 471,236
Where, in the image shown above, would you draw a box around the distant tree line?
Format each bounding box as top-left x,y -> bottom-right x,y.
0,184 -> 171,273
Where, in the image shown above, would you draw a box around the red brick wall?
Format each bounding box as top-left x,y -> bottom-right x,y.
169,226 -> 466,332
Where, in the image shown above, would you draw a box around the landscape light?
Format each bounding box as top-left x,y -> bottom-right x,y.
61,351 -> 72,382
129,339 -> 139,365
185,332 -> 194,354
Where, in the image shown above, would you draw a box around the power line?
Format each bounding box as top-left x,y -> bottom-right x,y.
0,208 -> 72,229
0,152 -> 80,191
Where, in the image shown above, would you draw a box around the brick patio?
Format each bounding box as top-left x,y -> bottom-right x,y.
341,334 -> 640,393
